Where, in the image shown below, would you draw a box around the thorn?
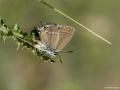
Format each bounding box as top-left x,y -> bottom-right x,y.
32,50 -> 36,54
17,43 -> 20,51
3,36 -> 6,44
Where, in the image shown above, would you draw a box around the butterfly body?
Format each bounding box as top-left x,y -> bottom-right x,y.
34,24 -> 75,57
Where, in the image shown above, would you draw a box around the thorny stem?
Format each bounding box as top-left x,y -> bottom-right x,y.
38,0 -> 112,45
0,18 -> 53,62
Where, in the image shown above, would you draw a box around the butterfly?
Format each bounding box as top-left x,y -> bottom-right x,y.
34,23 -> 75,62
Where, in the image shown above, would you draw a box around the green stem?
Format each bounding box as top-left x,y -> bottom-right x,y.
0,18 -> 53,62
38,0 -> 112,45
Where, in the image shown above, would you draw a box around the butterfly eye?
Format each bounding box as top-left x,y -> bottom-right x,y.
44,26 -> 47,28
57,27 -> 60,29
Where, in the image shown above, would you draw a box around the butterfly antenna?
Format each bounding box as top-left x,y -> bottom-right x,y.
61,50 -> 74,53
57,54 -> 62,63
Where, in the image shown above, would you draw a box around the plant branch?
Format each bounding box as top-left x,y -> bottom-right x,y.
38,0 -> 112,45
0,18 -> 52,62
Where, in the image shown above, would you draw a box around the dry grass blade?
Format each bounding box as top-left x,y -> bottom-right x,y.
38,0 -> 112,45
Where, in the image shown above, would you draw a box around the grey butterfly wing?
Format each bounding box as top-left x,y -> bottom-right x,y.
40,25 -> 60,51
55,25 -> 75,52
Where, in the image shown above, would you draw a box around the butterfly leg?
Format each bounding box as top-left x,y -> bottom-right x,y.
57,54 -> 62,63
49,58 -> 55,62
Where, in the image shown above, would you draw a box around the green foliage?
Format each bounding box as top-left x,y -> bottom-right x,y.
0,18 -> 54,62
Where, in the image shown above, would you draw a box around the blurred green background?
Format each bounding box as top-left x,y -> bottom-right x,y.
0,0 -> 119,90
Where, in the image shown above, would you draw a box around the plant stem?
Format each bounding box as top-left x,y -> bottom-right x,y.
38,0 -> 112,45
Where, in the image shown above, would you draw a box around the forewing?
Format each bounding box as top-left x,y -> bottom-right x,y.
40,30 -> 51,48
40,25 -> 59,51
